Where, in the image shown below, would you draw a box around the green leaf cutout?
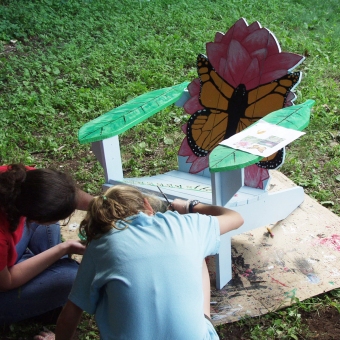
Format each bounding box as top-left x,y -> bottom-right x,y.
209,99 -> 315,173
78,81 -> 190,144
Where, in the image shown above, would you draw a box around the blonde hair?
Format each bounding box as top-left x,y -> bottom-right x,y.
79,185 -> 166,244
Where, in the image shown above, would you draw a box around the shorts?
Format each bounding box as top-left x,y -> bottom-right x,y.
204,314 -> 220,340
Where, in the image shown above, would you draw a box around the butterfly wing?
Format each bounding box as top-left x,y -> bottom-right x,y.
186,54 -> 301,165
187,55 -> 236,156
187,109 -> 229,157
245,72 -> 301,168
257,148 -> 285,169
197,54 -> 234,109
245,72 -> 301,119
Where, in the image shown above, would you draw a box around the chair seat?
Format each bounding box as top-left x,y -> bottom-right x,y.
110,170 -> 273,207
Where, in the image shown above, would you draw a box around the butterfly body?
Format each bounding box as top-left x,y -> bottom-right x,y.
224,83 -> 248,139
186,54 -> 301,167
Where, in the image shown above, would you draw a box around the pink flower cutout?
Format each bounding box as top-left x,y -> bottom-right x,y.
206,18 -> 304,90
178,18 -> 304,188
244,164 -> 269,189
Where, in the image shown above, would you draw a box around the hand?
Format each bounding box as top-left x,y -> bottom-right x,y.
169,199 -> 189,214
34,329 -> 55,340
63,240 -> 86,255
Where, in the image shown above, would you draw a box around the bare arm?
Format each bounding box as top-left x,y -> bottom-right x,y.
33,300 -> 83,340
0,240 -> 85,292
55,300 -> 83,340
171,199 -> 244,235
75,189 -> 93,211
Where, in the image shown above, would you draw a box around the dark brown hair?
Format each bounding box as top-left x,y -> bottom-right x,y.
0,164 -> 77,231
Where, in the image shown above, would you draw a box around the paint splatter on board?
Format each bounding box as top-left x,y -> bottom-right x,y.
284,288 -> 297,300
271,277 -> 289,287
315,234 -> 340,252
294,257 -> 320,284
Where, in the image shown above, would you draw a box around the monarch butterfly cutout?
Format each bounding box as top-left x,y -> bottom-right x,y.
186,54 -> 301,169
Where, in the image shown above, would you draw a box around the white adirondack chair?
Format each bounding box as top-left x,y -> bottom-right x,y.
78,18 -> 314,289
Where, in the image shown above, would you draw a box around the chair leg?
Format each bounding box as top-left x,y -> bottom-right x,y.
215,236 -> 232,290
215,186 -> 305,289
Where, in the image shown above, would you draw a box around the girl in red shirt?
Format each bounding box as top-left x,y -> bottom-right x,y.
0,164 -> 92,325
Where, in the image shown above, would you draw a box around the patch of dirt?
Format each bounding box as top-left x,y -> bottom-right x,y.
301,306 -> 340,339
216,306 -> 340,339
216,321 -> 252,340
60,209 -> 87,263
31,148 -> 104,194
1,41 -> 18,55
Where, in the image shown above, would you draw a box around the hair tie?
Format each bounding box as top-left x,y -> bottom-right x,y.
102,195 -> 107,200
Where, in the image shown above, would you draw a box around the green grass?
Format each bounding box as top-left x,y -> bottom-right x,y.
217,289 -> 340,339
0,0 -> 339,338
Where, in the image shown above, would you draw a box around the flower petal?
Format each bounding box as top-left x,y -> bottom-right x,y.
187,78 -> 200,95
189,156 -> 209,174
247,20 -> 262,33
178,137 -> 192,156
242,28 -> 276,55
183,94 -> 204,114
285,92 -> 297,106
187,154 -> 198,162
244,164 -> 270,189
226,18 -> 252,42
213,40 -> 252,87
240,58 -> 260,88
206,42 -> 229,72
263,53 -> 305,73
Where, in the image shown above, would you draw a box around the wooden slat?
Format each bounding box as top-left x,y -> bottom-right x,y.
121,171 -> 212,203
108,170 -> 271,207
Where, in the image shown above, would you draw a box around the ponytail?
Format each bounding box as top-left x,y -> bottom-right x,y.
0,164 -> 27,231
79,185 -> 166,244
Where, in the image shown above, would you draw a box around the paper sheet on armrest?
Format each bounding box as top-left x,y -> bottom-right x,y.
219,121 -> 305,157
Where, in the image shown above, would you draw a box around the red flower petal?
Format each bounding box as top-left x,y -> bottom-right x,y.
244,164 -> 270,189
263,53 -> 304,73
242,29 -> 278,55
187,154 -> 198,162
183,95 -> 204,114
188,156 -> 209,174
187,78 -> 200,95
178,137 -> 192,156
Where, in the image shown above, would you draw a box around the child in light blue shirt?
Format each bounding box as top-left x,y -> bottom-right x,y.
38,184 -> 243,340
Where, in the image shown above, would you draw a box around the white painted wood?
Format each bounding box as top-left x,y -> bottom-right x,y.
91,136 -> 124,184
174,89 -> 191,107
211,169 -> 244,207
215,186 -> 304,289
107,170 -> 213,203
215,236 -> 232,290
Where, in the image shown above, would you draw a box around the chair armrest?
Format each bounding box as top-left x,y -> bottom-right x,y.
78,81 -> 190,144
209,99 -> 315,172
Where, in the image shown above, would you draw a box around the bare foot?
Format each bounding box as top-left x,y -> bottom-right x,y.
33,330 -> 55,340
